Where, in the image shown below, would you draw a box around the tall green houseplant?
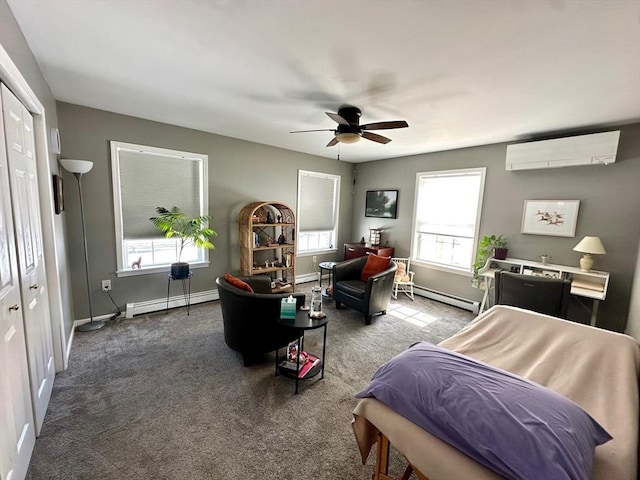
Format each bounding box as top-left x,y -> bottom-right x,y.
150,206 -> 217,278
471,234 -> 507,287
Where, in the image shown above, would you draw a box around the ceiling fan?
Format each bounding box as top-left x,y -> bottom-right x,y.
291,104 -> 408,147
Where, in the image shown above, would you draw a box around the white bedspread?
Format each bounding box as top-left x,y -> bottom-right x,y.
352,305 -> 640,480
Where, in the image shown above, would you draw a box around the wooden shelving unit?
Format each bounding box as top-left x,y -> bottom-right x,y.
239,201 -> 296,293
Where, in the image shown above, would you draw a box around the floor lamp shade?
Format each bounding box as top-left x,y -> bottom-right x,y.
61,159 -> 104,331
60,159 -> 93,174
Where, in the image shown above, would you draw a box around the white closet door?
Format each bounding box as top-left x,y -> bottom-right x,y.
0,85 -> 35,480
1,83 -> 54,435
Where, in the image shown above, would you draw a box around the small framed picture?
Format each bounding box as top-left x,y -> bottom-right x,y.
521,200 -> 580,237
53,175 -> 64,214
365,190 -> 398,218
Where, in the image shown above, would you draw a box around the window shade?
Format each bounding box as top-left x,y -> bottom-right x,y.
415,172 -> 482,238
119,150 -> 201,239
298,172 -> 337,232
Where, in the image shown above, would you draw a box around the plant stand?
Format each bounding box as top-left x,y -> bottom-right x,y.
166,271 -> 193,315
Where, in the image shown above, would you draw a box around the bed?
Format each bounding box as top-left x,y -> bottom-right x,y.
352,305 -> 640,480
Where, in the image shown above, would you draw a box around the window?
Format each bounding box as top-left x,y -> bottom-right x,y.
297,170 -> 340,254
412,168 -> 486,272
110,141 -> 208,275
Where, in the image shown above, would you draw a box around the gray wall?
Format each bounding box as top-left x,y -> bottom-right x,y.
56,102 -> 354,318
626,237 -> 640,340
58,99 -> 640,332
352,124 -> 640,332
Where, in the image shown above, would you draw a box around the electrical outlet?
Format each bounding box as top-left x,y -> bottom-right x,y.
312,256 -> 317,264
101,280 -> 111,292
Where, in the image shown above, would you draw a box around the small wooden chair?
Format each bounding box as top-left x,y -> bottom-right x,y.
391,257 -> 415,300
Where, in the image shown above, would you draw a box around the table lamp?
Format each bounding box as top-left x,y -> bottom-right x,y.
573,236 -> 606,272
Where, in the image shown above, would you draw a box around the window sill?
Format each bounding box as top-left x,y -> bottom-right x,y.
116,261 -> 210,278
411,259 -> 472,277
297,248 -> 338,257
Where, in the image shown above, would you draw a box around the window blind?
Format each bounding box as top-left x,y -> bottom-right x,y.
298,172 -> 337,232
415,171 -> 482,238
118,150 -> 201,239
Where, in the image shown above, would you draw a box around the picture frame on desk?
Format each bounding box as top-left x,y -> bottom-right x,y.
521,200 -> 580,237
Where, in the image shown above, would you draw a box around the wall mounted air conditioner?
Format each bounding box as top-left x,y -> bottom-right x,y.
505,130 -> 620,171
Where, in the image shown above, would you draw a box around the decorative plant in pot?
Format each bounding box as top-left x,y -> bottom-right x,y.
150,206 -> 217,279
471,234 -> 508,287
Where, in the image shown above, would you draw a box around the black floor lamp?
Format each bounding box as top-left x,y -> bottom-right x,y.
60,159 -> 105,332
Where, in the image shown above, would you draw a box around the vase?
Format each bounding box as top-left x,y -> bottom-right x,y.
494,248 -> 508,260
170,262 -> 190,279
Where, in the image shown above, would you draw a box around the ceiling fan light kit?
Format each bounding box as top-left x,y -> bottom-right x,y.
336,132 -> 361,144
291,104 -> 408,147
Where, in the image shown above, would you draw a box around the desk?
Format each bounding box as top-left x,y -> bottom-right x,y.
344,243 -> 394,260
478,257 -> 609,326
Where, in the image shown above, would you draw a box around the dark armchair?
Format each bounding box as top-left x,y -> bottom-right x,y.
494,271 -> 571,319
216,275 -> 305,366
332,256 -> 397,325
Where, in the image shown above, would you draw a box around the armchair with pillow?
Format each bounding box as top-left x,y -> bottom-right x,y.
216,273 -> 305,366
332,254 -> 397,325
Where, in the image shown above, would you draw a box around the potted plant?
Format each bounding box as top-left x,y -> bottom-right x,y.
471,234 -> 508,287
150,206 -> 217,279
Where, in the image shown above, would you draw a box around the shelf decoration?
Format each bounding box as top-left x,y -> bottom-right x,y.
239,201 -> 296,293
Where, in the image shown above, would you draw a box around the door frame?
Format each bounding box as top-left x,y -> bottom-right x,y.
0,44 -> 69,371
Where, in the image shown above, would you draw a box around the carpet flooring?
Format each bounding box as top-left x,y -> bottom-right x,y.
26,284 -> 475,480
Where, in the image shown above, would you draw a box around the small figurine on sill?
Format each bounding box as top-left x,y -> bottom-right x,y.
266,212 -> 274,224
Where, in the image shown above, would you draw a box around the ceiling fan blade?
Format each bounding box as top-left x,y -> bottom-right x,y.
326,137 -> 339,147
362,131 -> 392,144
360,120 -> 409,130
290,129 -> 336,133
326,112 -> 350,125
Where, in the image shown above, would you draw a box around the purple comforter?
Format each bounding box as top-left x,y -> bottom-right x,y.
355,341 -> 611,480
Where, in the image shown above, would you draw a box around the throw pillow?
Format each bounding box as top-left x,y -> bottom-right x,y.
355,342 -> 611,480
360,254 -> 391,282
224,273 -> 254,293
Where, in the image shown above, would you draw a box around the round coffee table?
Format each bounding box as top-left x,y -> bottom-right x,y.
276,310 -> 328,394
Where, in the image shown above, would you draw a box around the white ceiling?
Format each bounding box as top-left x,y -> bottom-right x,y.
7,0 -> 640,163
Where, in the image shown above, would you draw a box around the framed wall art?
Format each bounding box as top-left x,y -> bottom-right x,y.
53,174 -> 64,214
521,200 -> 580,237
365,190 -> 398,219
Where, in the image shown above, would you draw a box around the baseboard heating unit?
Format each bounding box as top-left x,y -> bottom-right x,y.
414,285 -> 479,314
126,290 -> 219,318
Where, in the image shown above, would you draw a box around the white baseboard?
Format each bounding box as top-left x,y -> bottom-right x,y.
414,285 -> 479,314
125,289 -> 219,318
297,273 -> 321,284
73,312 -> 118,328
64,327 -> 74,369
95,277 -> 478,321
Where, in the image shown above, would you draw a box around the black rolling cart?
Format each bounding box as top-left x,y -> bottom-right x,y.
276,310 -> 328,394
